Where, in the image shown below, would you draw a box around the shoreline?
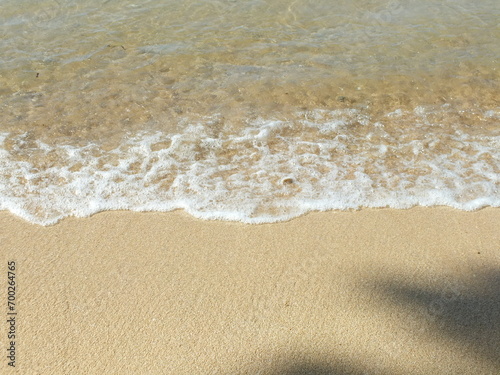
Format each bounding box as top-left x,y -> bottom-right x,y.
1,207 -> 499,374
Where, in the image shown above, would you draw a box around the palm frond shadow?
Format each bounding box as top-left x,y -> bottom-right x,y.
371,266 -> 500,367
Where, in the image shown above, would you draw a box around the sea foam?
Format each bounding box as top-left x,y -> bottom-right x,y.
0,107 -> 499,225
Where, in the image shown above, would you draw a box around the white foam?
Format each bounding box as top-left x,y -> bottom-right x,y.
0,107 -> 499,225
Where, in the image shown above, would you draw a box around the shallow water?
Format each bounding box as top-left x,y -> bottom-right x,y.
0,0 -> 499,224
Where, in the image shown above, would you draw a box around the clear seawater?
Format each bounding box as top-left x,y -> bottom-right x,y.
0,0 -> 499,224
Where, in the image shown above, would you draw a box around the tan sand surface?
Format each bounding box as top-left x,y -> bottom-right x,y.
1,208 -> 499,374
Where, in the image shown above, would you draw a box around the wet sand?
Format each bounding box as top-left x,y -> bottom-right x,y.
1,208 -> 499,374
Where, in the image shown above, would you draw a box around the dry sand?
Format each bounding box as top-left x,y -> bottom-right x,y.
0,208 -> 499,374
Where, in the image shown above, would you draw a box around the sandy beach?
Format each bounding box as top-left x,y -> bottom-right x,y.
1,207 -> 499,374
2,2 -> 499,374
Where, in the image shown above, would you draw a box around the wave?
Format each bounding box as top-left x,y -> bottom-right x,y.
1,106 -> 498,225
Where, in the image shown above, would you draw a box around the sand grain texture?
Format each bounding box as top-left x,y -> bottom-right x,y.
0,208 -> 499,374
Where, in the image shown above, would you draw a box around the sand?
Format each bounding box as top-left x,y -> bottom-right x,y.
1,207 -> 499,374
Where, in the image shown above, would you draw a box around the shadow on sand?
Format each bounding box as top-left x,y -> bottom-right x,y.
227,267 -> 499,375
232,357 -> 389,375
371,266 -> 500,368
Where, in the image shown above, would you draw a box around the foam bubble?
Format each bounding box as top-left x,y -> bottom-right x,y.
0,107 -> 499,225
